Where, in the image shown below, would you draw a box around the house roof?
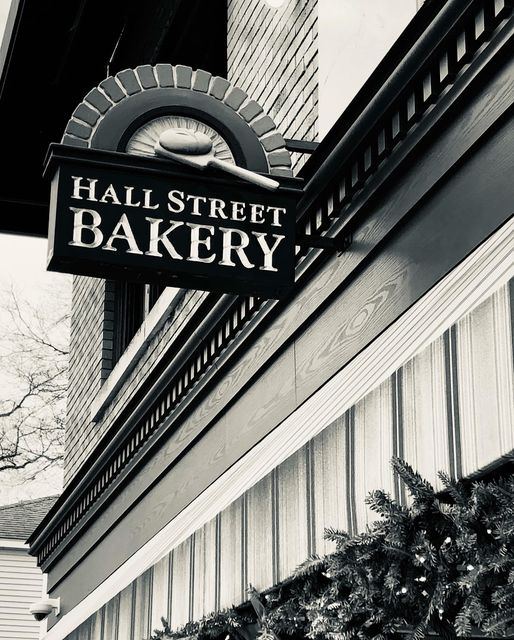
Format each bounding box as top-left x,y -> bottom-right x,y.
0,495 -> 59,541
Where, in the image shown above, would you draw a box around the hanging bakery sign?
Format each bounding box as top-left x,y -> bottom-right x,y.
45,64 -> 301,298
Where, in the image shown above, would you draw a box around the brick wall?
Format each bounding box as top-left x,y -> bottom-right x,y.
63,283 -> 199,484
227,0 -> 318,171
64,276 -> 110,485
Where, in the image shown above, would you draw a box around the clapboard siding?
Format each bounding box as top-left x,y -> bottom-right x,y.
66,237 -> 514,639
0,547 -> 43,640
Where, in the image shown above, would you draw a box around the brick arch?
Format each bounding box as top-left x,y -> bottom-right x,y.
61,64 -> 293,176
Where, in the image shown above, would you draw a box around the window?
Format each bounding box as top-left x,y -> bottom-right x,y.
110,282 -> 167,368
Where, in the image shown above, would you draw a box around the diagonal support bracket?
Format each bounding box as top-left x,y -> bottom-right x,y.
295,233 -> 352,253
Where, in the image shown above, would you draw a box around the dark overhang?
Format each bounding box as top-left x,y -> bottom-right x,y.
0,0 -> 226,237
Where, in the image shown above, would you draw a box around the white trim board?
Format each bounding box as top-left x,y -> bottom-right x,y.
0,538 -> 28,550
45,218 -> 514,640
90,286 -> 185,421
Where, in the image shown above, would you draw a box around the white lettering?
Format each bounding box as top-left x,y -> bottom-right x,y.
71,176 -> 98,202
208,198 -> 228,219
231,201 -> 246,222
145,218 -> 183,259
186,223 -> 215,263
218,227 -> 254,269
167,190 -> 185,213
99,184 -> 122,205
142,189 -> 159,210
102,213 -> 143,254
250,203 -> 265,224
123,186 -> 141,208
186,195 -> 207,216
68,207 -> 103,248
267,206 -> 286,227
253,232 -> 284,272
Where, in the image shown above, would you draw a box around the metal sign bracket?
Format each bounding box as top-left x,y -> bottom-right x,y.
295,233 -> 352,254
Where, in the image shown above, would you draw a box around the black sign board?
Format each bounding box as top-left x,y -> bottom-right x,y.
45,146 -> 301,298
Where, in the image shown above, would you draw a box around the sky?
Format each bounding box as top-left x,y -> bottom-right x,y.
0,231 -> 70,509
0,1 -> 69,504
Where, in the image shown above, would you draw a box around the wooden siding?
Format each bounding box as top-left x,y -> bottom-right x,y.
68,273 -> 514,640
45,211 -> 514,629
0,546 -> 44,640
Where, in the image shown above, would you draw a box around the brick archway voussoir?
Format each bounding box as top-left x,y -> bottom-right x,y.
61,64 -> 293,177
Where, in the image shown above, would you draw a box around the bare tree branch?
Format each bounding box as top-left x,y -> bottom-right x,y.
0,284 -> 69,482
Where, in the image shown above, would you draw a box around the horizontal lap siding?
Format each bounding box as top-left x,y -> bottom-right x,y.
69,273 -> 514,639
0,549 -> 43,640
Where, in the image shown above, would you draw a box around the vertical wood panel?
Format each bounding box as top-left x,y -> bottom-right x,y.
89,609 -> 104,640
311,417 -> 348,555
150,555 -> 170,631
103,593 -> 119,640
246,474 -> 274,591
170,539 -> 192,629
277,446 -> 309,580
133,568 -> 152,640
192,518 -> 217,620
63,268 -> 513,639
457,284 -> 514,476
219,496 -> 244,609
353,379 -> 395,529
117,583 -> 133,640
402,336 -> 451,488
77,619 -> 91,640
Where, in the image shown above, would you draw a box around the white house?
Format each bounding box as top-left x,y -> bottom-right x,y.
0,497 -> 58,640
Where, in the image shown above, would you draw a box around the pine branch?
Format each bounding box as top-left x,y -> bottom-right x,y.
391,458 -> 436,507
